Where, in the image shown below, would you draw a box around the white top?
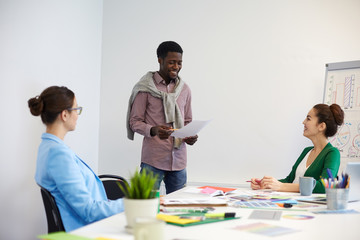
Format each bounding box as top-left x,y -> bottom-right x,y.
293,150 -> 312,183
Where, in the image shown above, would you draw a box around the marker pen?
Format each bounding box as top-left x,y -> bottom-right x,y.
275,203 -> 293,208
246,179 -> 261,184
204,212 -> 236,218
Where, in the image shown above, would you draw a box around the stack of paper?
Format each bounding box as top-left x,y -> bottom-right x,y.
162,198 -> 227,206
199,186 -> 237,197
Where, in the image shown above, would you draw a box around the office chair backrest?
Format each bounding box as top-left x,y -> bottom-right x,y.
39,175 -> 126,233
98,174 -> 128,200
40,186 -> 65,233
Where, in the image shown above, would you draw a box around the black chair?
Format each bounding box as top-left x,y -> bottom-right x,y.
98,174 -> 128,200
40,175 -> 127,233
40,186 -> 65,233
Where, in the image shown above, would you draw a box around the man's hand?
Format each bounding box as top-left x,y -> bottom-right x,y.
150,125 -> 174,140
183,135 -> 198,145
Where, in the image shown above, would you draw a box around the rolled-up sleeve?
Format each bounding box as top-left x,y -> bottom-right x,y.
129,92 -> 153,138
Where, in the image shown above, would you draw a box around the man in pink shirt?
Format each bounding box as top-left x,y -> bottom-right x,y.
127,41 -> 198,194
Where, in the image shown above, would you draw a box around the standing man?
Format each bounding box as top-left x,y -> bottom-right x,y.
127,41 -> 198,194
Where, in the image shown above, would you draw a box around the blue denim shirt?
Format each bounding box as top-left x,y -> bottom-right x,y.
35,133 -> 124,231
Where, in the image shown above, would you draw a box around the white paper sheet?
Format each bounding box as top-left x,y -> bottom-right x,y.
171,119 -> 212,138
162,198 -> 227,206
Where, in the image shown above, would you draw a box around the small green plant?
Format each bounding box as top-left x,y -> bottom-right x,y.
117,168 -> 158,199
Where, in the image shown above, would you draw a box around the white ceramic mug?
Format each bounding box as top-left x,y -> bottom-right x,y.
134,217 -> 165,240
299,176 -> 316,196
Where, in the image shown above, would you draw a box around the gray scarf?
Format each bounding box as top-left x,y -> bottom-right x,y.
126,71 -> 185,148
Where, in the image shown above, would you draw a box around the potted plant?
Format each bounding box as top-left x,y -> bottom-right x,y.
117,168 -> 159,231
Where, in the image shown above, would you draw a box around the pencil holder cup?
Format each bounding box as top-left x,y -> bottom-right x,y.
326,188 -> 349,210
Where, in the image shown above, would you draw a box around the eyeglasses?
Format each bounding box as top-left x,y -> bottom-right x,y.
67,106 -> 83,115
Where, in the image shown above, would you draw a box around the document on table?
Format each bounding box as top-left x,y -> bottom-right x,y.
248,210 -> 282,220
171,119 -> 212,138
234,222 -> 299,237
162,198 -> 227,206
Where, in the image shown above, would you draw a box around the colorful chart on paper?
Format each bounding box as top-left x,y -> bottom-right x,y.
324,62 -> 360,159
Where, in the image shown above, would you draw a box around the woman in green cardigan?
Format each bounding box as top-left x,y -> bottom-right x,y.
250,103 -> 344,193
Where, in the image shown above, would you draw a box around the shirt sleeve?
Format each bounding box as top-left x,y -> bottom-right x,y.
313,148 -> 340,193
129,92 -> 153,138
48,147 -> 124,224
279,146 -> 340,194
183,87 -> 192,126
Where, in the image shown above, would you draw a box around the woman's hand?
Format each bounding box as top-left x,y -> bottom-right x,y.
261,176 -> 283,191
250,178 -> 262,190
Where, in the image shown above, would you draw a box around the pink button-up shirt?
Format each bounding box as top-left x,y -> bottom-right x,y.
129,72 -> 192,171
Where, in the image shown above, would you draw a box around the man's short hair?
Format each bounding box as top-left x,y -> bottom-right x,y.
157,41 -> 183,59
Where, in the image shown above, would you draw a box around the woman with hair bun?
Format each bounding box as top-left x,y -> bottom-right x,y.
28,86 -> 124,231
250,103 -> 344,193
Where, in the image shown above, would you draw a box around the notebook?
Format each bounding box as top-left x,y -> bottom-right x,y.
297,196 -> 327,204
157,212 -> 239,227
345,162 -> 360,202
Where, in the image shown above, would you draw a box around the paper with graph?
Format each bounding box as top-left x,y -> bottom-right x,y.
324,61 -> 360,159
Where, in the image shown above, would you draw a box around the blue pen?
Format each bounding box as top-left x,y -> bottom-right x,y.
341,174 -> 346,188
327,168 -> 334,181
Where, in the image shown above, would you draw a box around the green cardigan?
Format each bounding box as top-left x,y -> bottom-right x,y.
279,143 -> 340,193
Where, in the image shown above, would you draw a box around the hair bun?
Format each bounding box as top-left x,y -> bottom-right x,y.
28,96 -> 44,116
330,104 -> 344,126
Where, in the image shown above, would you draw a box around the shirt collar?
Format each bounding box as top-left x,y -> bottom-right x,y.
41,132 -> 64,144
154,71 -> 177,85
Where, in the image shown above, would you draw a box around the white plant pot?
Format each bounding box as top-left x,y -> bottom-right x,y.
123,198 -> 159,231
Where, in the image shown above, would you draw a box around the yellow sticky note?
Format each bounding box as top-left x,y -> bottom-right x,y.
157,214 -> 201,224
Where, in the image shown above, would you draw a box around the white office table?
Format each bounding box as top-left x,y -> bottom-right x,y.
72,187 -> 360,240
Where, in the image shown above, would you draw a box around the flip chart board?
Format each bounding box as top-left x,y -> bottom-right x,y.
323,60 -> 360,163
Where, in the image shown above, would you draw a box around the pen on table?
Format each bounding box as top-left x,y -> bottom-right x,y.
179,216 -> 204,220
204,212 -> 236,218
275,203 -> 293,208
246,179 -> 261,184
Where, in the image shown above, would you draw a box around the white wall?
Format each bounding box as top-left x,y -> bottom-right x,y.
1,0 -> 360,239
99,0 -> 360,185
0,1 -> 103,239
